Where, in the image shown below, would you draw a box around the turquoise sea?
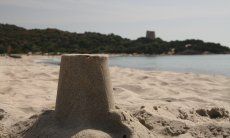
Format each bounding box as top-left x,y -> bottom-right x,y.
41,54 -> 230,77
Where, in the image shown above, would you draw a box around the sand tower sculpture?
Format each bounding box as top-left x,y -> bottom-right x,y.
24,54 -> 152,138
55,54 -> 115,124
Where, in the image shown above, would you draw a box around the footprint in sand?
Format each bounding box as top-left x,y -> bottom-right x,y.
118,84 -> 144,93
0,87 -> 13,95
160,81 -> 169,86
162,97 -> 185,103
137,76 -> 149,80
4,72 -> 15,78
20,107 -> 36,114
113,87 -> 125,93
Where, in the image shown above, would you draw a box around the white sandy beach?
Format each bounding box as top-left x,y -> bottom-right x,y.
0,55 -> 230,137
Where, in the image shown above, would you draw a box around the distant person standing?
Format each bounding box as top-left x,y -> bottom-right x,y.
6,46 -> 21,58
7,46 -> 12,56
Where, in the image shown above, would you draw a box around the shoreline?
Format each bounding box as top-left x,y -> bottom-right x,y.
1,52 -> 230,57
2,54 -> 230,78
1,55 -> 230,78
30,55 -> 230,78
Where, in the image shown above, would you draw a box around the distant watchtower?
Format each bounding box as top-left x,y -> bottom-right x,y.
146,31 -> 155,40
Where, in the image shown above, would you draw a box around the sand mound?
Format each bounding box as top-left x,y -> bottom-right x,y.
133,108 -> 189,137
196,107 -> 229,119
18,109 -> 152,138
190,124 -> 230,137
133,107 -> 230,137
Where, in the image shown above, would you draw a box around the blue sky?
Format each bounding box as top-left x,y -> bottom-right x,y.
0,0 -> 230,46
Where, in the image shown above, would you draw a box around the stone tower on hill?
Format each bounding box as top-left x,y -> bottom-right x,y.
146,31 -> 155,40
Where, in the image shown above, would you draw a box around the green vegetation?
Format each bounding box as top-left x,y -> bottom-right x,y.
0,23 -> 229,54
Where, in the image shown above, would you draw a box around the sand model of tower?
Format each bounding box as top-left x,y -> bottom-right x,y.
24,54 -> 152,138
55,54 -> 115,124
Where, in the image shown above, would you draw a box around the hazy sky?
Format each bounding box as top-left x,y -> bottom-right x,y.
1,0 -> 230,46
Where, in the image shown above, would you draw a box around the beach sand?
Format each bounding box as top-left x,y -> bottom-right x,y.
0,55 -> 230,137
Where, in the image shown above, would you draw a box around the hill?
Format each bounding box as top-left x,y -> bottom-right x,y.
0,23 -> 229,54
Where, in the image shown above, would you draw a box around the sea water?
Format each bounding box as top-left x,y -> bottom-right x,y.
41,54 -> 230,77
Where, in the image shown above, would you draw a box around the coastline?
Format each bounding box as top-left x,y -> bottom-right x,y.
0,56 -> 230,137
21,54 -> 230,77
